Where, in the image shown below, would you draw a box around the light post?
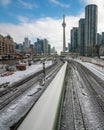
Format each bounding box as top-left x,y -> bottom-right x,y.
43,60 -> 45,83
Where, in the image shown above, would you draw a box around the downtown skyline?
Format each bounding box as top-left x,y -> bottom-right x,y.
0,0 -> 104,53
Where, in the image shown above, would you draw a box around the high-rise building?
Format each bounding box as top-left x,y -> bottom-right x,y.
48,44 -> 51,55
34,38 -> 51,55
23,37 -> 30,49
101,32 -> 104,45
85,4 -> 98,56
51,47 -> 56,54
68,43 -> 71,52
70,27 -> 79,53
34,38 -> 43,54
97,33 -> 102,45
14,43 -> 23,53
62,14 -> 66,52
78,18 -> 85,56
43,39 -> 49,54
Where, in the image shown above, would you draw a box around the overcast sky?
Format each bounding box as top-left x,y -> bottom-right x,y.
0,0 -> 104,53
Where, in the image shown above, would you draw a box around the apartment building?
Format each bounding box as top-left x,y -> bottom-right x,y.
0,35 -> 14,60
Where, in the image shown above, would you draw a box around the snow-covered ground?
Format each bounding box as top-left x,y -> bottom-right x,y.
75,59 -> 104,81
0,83 -> 42,130
0,58 -> 103,86
0,61 -> 52,85
0,59 -> 103,130
0,60 -> 56,130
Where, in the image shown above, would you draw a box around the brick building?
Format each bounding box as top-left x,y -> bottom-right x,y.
0,35 -> 14,60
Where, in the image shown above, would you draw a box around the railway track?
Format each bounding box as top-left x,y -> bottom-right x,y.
74,61 -> 104,129
74,61 -> 104,103
16,62 -> 67,130
60,61 -> 104,130
0,60 -> 63,110
0,61 -> 57,97
60,63 -> 87,130
1,60 -> 104,130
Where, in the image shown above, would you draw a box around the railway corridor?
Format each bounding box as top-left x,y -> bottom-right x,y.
60,61 -> 104,130
0,61 -> 63,130
0,60 -> 104,130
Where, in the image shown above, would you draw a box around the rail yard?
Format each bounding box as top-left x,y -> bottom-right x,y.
0,59 -> 104,130
60,60 -> 104,130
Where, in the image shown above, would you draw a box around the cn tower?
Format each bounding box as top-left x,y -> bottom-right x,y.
62,14 -> 66,52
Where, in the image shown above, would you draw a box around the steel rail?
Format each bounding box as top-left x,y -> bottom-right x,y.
0,61 -> 63,110
17,62 -> 67,130
60,60 -> 104,130
0,61 -> 58,97
75,62 -> 104,110
73,61 -> 104,129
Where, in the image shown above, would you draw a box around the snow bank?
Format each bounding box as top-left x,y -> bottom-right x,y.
0,61 -> 52,85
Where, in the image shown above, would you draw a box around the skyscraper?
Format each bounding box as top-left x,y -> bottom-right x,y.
43,38 -> 49,54
101,32 -> 104,45
70,27 -> 79,53
34,38 -> 51,55
97,33 -> 102,45
23,37 -> 30,49
62,14 -> 66,52
85,4 -> 98,56
34,38 -> 43,54
78,18 -> 85,56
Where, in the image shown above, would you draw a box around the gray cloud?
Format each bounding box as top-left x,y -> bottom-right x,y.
1,0 -> 104,53
0,16 -> 79,53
